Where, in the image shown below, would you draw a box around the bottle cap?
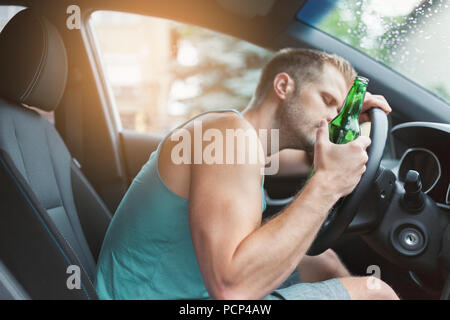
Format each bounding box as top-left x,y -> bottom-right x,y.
356,76 -> 369,84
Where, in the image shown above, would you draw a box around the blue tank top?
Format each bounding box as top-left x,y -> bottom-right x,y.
95,109 -> 266,299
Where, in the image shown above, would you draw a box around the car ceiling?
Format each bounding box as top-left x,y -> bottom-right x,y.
0,0 -> 307,47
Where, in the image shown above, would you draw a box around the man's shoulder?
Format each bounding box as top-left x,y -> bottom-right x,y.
194,110 -> 253,133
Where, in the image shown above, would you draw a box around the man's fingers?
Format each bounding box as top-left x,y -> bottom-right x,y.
372,95 -> 392,113
316,119 -> 329,145
363,93 -> 392,114
363,101 -> 391,114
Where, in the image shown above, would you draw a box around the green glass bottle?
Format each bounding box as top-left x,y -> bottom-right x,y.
310,76 -> 369,176
328,76 -> 369,144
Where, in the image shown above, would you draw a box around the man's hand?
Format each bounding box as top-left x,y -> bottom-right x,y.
359,92 -> 392,123
313,119 -> 371,198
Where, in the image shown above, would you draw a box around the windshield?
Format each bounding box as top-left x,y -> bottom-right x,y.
297,0 -> 450,105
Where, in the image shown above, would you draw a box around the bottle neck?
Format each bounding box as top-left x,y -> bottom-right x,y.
340,80 -> 368,119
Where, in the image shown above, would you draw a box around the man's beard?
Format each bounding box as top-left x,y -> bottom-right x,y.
279,98 -> 316,152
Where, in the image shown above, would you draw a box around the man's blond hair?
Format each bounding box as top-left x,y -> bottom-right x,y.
251,48 -> 357,105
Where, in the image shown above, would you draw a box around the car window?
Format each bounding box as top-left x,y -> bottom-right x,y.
0,6 -> 25,32
297,0 -> 450,105
90,11 -> 273,134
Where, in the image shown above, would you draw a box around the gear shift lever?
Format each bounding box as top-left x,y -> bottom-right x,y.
402,170 -> 425,211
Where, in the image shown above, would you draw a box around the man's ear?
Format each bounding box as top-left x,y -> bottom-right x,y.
273,73 -> 295,101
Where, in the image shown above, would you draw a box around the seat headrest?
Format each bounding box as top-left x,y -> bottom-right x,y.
0,9 -> 68,112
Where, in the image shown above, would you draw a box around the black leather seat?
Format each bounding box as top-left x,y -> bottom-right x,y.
0,260 -> 29,300
0,9 -> 112,299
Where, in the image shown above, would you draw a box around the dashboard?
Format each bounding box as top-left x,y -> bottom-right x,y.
390,122 -> 450,207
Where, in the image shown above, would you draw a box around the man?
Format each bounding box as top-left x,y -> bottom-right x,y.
95,48 -> 398,300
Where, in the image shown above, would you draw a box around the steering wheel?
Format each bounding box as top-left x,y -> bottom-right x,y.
307,108 -> 389,256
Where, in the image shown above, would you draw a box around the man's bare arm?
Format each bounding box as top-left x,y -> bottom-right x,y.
189,119 -> 370,299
